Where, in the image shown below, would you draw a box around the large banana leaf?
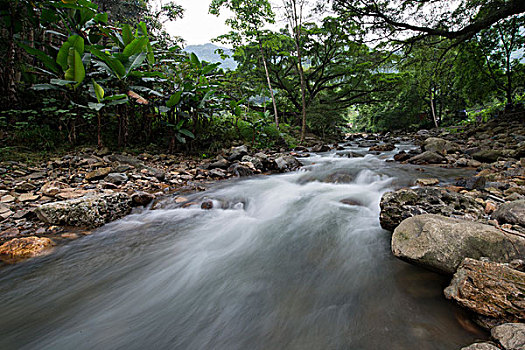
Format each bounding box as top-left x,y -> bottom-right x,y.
18,43 -> 60,74
64,47 -> 86,86
125,52 -> 147,75
123,37 -> 148,59
56,35 -> 84,71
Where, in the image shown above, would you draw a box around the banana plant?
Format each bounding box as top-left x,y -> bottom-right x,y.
88,80 -> 128,148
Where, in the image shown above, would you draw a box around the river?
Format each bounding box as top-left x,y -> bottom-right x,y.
0,142 -> 485,349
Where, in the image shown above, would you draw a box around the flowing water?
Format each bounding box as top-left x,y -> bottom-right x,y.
0,143 -> 486,349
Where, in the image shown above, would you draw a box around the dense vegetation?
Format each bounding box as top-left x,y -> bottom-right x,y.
1,0 -> 524,155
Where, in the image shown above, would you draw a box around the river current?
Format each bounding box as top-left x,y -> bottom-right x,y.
0,143 -> 485,349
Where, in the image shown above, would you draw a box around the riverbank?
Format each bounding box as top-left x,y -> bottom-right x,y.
0,144 -> 305,264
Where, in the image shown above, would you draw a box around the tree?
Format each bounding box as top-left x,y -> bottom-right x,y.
210,0 -> 281,129
282,0 -> 308,142
333,0 -> 525,44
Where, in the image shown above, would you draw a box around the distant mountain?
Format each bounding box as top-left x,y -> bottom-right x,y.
183,43 -> 238,70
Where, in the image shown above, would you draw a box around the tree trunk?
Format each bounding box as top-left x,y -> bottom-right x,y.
430,88 -> 438,128
97,112 -> 103,148
258,40 -> 279,129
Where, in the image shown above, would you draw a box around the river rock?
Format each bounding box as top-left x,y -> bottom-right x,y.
379,187 -> 484,231
444,259 -> 525,325
227,145 -> 248,161
35,192 -> 131,228
104,173 -> 128,185
456,175 -> 487,190
415,178 -> 439,186
241,155 -> 263,170
392,215 -> 525,274
311,144 -> 331,152
423,137 -> 460,155
491,323 -> 525,350
209,157 -> 230,169
472,150 -> 503,163
227,163 -> 253,177
407,151 -> 446,164
85,167 -> 112,181
0,236 -> 54,264
131,191 -> 154,207
369,143 -> 395,152
274,155 -> 301,172
461,343 -> 500,350
40,181 -> 70,197
491,200 -> 525,226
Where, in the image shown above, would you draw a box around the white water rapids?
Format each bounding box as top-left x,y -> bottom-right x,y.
0,144 -> 485,349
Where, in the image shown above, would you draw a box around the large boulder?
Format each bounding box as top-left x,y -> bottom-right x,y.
423,137 -> 460,154
380,187 -> 484,231
492,323 -> 525,350
472,150 -> 504,163
444,259 -> 525,326
392,214 -> 525,274
274,155 -> 302,172
492,200 -> 525,226
407,151 -> 446,164
0,236 -> 54,264
227,145 -> 248,161
35,192 -> 132,228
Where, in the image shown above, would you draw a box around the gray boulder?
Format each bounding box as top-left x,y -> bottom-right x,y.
227,145 -> 248,161
104,173 -> 128,185
423,137 -> 460,154
380,187 -> 484,231
492,200 -> 525,226
392,214 -> 525,274
472,150 -> 503,163
407,151 -> 446,164
36,192 -> 131,228
274,155 -> 302,172
492,323 -> 525,350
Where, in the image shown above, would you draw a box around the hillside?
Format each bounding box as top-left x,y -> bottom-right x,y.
183,43 -> 238,70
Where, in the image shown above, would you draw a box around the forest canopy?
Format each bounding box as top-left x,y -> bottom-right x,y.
0,0 -> 524,153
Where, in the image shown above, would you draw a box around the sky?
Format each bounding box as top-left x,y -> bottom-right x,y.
161,0 -> 233,46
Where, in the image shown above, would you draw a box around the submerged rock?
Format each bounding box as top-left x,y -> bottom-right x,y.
380,187 -> 484,231
131,191 -> 154,207
445,259 -> 525,326
35,192 -> 131,228
0,236 -> 54,264
392,214 -> 525,274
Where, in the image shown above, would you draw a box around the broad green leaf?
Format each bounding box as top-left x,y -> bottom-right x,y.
64,47 -> 86,86
121,24 -> 133,46
56,35 -> 84,70
104,94 -> 127,101
125,52 -> 147,75
179,129 -> 195,139
88,102 -> 105,111
106,97 -> 129,106
190,53 -> 200,66
92,80 -> 104,102
31,84 -> 64,91
201,63 -> 220,75
137,22 -> 148,37
50,79 -> 77,85
147,42 -> 155,65
18,43 -> 60,74
94,12 -> 108,23
166,91 -> 182,108
123,37 -> 148,58
175,133 -> 186,144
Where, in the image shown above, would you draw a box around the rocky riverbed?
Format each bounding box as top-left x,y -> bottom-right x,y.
0,145 -> 302,264
374,116 -> 525,349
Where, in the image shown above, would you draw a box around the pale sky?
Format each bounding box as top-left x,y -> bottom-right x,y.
161,0 -> 233,46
